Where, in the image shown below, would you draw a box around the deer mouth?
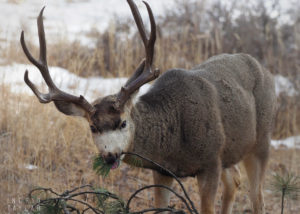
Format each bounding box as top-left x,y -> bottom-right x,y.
102,153 -> 121,170
110,158 -> 120,170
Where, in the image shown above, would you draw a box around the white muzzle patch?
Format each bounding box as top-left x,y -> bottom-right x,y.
93,123 -> 133,155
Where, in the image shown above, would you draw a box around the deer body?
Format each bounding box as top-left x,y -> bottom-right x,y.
126,53 -> 274,179
21,1 -> 275,213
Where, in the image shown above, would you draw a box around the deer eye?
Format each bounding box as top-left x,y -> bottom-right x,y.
90,125 -> 98,133
120,121 -> 127,129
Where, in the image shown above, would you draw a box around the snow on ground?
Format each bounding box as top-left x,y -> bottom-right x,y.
24,164 -> 38,170
0,0 -> 176,47
271,136 -> 300,149
0,63 -> 150,101
274,74 -> 298,96
0,0 -> 292,48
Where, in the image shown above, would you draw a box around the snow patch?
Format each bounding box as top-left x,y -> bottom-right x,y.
271,136 -> 300,149
0,0 -> 176,47
274,74 -> 298,96
1,64 -> 297,101
0,63 -> 150,101
24,164 -> 38,170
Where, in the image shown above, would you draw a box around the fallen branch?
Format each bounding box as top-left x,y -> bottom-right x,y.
25,153 -> 198,214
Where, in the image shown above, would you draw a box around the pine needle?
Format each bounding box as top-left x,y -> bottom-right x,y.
104,200 -> 126,214
270,173 -> 300,198
270,172 -> 300,214
93,187 -> 126,214
93,155 -> 111,177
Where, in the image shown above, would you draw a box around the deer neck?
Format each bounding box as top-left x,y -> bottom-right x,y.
123,97 -> 179,171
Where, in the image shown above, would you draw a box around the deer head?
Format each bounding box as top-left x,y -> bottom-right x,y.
20,0 -> 160,168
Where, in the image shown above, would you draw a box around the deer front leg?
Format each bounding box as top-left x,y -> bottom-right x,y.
221,165 -> 241,214
153,171 -> 174,211
197,162 -> 221,214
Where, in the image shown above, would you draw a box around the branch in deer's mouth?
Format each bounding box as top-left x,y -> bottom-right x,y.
93,155 -> 120,177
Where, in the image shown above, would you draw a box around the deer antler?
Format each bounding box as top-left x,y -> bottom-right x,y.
20,7 -> 95,115
115,0 -> 160,110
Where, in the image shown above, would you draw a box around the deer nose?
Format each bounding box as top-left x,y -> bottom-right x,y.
103,153 -> 117,165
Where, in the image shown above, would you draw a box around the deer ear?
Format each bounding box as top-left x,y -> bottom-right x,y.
54,101 -> 87,117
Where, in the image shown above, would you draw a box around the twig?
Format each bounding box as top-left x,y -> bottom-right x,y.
126,184 -> 192,214
82,207 -> 91,214
30,193 -> 104,213
29,187 -> 61,198
66,204 -> 80,214
130,207 -> 184,213
61,200 -> 71,214
281,187 -> 285,214
61,184 -> 94,196
67,191 -> 120,201
27,153 -> 198,214
67,198 -> 103,214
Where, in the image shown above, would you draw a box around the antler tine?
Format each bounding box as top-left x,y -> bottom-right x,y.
20,8 -> 95,114
24,70 -> 51,103
127,0 -> 147,47
20,8 -> 56,91
127,0 -> 156,66
143,1 -> 156,66
115,0 -> 160,110
38,7 -> 47,65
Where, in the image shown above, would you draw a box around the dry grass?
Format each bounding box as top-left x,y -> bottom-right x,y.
1,0 -> 300,213
0,88 -> 299,213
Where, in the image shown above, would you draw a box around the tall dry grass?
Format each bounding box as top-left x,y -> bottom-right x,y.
0,0 -> 300,213
1,87 -> 299,213
0,86 -> 93,211
0,87 -> 160,212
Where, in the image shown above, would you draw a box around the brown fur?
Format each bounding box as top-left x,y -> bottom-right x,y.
221,166 -> 241,214
127,54 -> 274,172
91,95 -> 122,132
121,53 -> 276,213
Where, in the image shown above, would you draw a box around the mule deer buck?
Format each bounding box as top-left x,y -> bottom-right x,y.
20,0 -> 276,213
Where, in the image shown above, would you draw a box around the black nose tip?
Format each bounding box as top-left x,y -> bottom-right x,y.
104,153 -> 116,165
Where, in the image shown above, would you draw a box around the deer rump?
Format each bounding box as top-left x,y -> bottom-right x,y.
127,53 -> 275,178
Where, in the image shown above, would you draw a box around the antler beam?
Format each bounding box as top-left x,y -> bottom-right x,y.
115,0 -> 160,110
20,7 -> 95,115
